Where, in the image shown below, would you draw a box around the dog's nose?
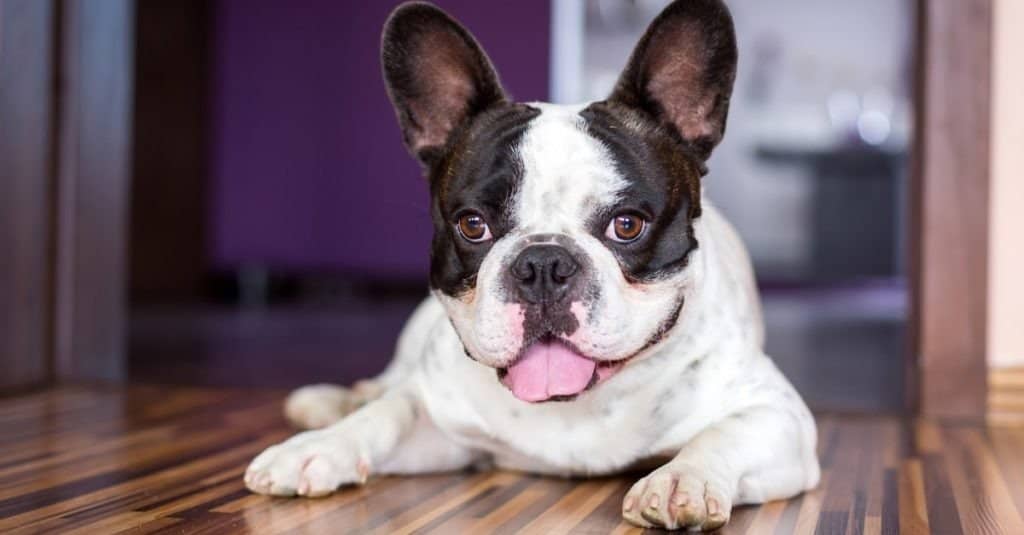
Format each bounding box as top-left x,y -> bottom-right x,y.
510,245 -> 580,304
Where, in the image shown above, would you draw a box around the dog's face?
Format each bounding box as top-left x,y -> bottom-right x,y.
382,0 -> 737,402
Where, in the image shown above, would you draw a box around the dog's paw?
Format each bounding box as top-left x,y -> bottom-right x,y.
622,465 -> 732,531
244,430 -> 369,497
284,381 -> 384,429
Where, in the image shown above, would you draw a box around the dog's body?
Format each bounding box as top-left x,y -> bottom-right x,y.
245,1 -> 820,530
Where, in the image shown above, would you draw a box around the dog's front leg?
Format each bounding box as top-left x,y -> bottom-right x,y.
245,386 -> 475,497
622,404 -> 819,531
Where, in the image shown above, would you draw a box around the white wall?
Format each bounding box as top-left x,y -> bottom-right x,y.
988,0 -> 1024,369
709,0 -> 912,278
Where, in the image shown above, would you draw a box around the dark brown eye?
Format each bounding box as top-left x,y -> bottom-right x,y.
606,214 -> 646,243
457,213 -> 492,242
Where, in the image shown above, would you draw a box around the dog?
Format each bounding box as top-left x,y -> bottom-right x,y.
244,0 -> 820,530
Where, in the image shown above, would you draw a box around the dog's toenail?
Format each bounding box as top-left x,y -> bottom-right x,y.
357,459 -> 370,483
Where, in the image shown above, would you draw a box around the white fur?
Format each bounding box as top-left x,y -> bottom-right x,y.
245,104 -> 819,531
514,103 -> 627,234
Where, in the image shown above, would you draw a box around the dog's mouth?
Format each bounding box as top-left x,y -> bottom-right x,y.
496,336 -> 625,403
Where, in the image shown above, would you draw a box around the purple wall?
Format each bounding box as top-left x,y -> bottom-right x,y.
209,0 -> 551,278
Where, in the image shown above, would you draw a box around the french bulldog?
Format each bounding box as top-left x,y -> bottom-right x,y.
244,0 -> 820,530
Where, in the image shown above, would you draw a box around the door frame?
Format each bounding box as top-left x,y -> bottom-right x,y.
0,0 -> 133,390
909,0 -> 992,419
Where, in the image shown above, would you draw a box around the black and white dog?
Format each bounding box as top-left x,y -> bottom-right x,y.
245,0 -> 819,530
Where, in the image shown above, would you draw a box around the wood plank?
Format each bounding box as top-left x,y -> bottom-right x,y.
0,387 -> 1021,533
942,428 -> 1024,534
990,367 -> 1024,389
989,366 -> 1024,426
898,459 -> 930,534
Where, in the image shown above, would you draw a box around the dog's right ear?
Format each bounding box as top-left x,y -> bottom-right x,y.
382,2 -> 507,168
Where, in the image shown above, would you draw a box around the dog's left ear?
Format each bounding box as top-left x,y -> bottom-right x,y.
608,0 -> 737,161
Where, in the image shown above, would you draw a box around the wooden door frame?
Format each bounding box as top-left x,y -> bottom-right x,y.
909,0 -> 992,419
0,0 -> 58,392
52,0 -> 134,383
0,0 -> 133,391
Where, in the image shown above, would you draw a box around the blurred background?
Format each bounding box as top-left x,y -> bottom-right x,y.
124,0 -> 915,413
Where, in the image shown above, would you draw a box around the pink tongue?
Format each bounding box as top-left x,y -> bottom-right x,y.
502,343 -> 597,402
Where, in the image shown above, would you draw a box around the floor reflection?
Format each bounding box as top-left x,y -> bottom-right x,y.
130,282 -> 906,413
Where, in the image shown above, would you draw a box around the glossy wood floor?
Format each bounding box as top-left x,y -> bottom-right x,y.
1,386 -> 1023,534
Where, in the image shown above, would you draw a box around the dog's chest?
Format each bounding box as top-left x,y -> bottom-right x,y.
427,389 -> 656,474
416,338 -> 709,475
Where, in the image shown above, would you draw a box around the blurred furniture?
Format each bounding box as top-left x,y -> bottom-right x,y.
756,145 -> 906,281
130,0 -> 210,303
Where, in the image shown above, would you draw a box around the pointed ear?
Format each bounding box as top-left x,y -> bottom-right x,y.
608,0 -> 737,161
381,2 -> 507,167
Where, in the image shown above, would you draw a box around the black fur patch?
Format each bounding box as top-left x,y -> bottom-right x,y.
427,104 -> 541,296
580,102 -> 704,282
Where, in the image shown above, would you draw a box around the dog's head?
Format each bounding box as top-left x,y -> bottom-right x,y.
382,0 -> 737,402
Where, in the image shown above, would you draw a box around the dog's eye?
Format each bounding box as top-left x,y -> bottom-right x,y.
457,213 -> 492,243
606,214 -> 646,243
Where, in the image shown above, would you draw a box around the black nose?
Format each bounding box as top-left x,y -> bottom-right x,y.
510,245 -> 580,304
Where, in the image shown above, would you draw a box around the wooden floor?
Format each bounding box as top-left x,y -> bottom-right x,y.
1,387 -> 1023,534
